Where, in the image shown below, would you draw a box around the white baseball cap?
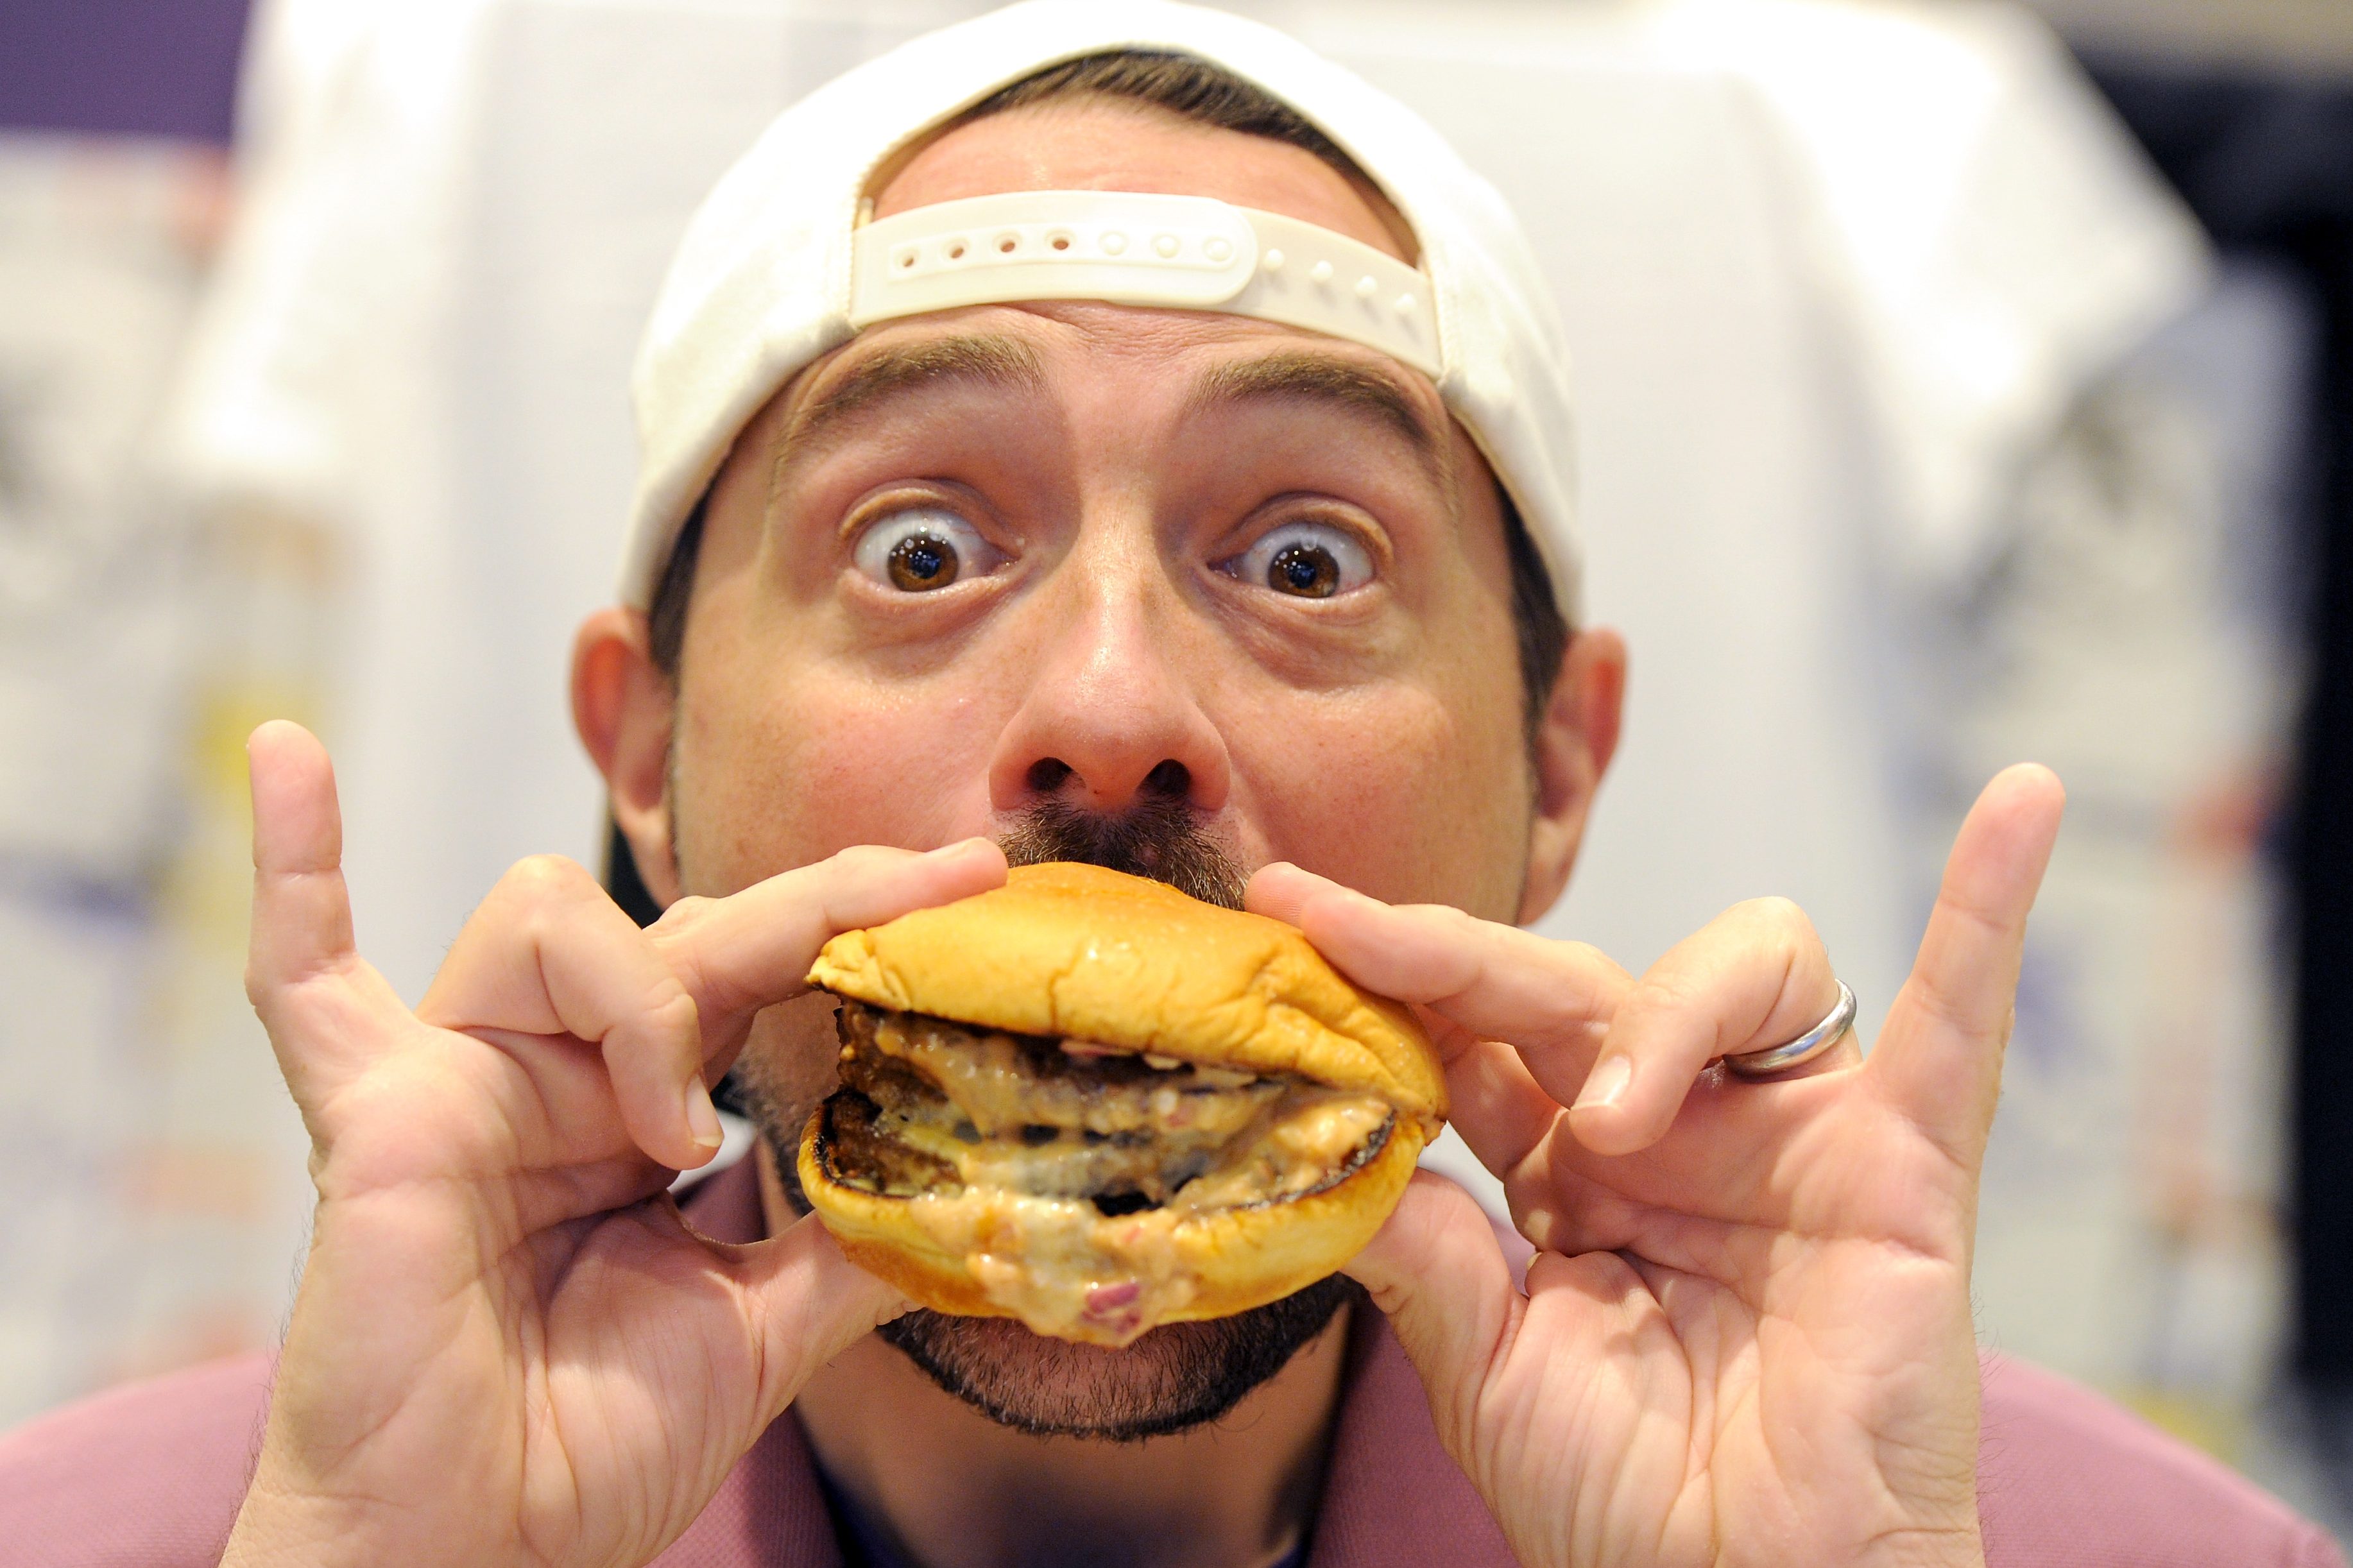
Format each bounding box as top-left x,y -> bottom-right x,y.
623,0 -> 1582,620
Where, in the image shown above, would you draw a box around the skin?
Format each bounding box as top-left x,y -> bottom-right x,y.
223,99 -> 2063,1568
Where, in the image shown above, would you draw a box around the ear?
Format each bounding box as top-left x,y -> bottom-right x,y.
1517,627 -> 1626,926
572,606 -> 681,907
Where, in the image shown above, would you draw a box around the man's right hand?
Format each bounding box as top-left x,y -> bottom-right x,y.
225,721 -> 1007,1568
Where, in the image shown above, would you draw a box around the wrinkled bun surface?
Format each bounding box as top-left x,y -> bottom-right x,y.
807,862 -> 1444,1123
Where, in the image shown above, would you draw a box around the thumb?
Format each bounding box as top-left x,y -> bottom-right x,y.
1344,1170 -> 1523,1452
725,1211 -> 911,1421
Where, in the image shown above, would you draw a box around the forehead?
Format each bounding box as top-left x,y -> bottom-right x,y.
873,98 -> 1415,264
756,300 -> 1450,497
718,102 -> 1464,494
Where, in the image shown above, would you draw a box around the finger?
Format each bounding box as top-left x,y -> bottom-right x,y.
1441,1036 -> 1573,1186
1870,763 -> 2065,1162
420,856 -> 717,1172
1342,1170 -> 1524,1454
1245,859 -> 1334,927
1248,862 -> 1629,1061
244,722 -> 410,1103
724,1211 -> 912,1424
1569,896 -> 1846,1158
653,839 -> 1008,1059
246,720 -> 355,1002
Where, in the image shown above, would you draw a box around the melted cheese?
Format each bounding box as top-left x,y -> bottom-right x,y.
826,1003 -> 1397,1343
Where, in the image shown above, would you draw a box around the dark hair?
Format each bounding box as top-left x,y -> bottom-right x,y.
647,492 -> 706,677
646,49 -> 1570,725
959,49 -> 1362,185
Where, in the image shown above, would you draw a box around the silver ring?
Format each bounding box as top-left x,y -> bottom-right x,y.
1723,981 -> 1856,1080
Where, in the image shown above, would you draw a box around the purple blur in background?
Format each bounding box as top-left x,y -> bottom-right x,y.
0,0 -> 252,144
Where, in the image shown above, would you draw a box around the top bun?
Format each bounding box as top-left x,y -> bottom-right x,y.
808,862 -> 1444,1126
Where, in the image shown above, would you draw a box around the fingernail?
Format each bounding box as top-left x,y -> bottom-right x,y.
1575,1055 -> 1632,1112
686,1078 -> 724,1150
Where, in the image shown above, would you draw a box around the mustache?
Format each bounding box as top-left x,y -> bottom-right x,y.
995,796 -> 1247,911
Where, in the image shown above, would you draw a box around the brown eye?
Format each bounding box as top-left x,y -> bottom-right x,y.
1227,522 -> 1374,599
853,506 -> 1004,593
1267,542 -> 1340,598
887,533 -> 959,591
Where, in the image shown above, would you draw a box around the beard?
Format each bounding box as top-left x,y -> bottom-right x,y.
868,1274 -> 1358,1440
732,792 -> 1357,1440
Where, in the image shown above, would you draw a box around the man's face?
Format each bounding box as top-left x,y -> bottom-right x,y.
584,97 -> 1619,1436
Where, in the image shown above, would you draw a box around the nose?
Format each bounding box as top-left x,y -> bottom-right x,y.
986,572 -> 1233,818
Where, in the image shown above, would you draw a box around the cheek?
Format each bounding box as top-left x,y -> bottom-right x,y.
674,651 -> 1009,894
730,991 -> 844,1139
1231,677 -> 1530,919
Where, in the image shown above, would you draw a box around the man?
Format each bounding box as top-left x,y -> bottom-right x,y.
1,4 -> 2339,1565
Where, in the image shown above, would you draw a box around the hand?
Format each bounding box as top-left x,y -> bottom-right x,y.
1249,765 -> 2064,1568
224,722 -> 1007,1568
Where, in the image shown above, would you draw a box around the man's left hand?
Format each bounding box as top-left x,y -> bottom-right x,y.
1247,763 -> 2064,1568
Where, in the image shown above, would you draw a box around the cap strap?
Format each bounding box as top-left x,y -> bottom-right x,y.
849,190 -> 1439,377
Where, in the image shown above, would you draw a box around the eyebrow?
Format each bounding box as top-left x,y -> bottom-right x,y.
1183,351 -> 1445,478
770,334 -> 1446,494
774,332 -> 1047,470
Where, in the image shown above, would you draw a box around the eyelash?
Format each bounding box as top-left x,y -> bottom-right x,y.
840,498 -> 1380,606
848,505 -> 1006,593
1222,520 -> 1378,600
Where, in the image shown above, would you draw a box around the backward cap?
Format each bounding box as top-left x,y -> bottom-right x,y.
625,0 -> 1580,621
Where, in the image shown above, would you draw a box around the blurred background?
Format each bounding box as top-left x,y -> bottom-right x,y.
0,0 -> 2346,1538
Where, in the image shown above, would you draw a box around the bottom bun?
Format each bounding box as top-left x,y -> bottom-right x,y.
798,1102 -> 1425,1346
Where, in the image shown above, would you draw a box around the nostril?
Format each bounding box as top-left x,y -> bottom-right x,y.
1142,760 -> 1190,799
1027,758 -> 1074,793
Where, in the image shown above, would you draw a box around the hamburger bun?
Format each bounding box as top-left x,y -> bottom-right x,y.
798,862 -> 1444,1344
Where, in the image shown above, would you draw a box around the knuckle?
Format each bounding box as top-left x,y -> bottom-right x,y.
1625,970 -> 1700,1018
651,893 -> 714,933
1908,970 -> 1982,1034
830,843 -> 907,878
1738,895 -> 1815,941
1434,904 -> 1491,941
1935,882 -> 2010,937
642,984 -> 703,1049
504,853 -> 591,901
492,855 -> 602,944
1559,939 -> 1619,980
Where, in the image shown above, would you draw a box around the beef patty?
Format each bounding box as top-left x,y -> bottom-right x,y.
817,1000 -> 1393,1216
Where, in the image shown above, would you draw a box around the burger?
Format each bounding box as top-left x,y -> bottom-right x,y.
797,862 -> 1446,1347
